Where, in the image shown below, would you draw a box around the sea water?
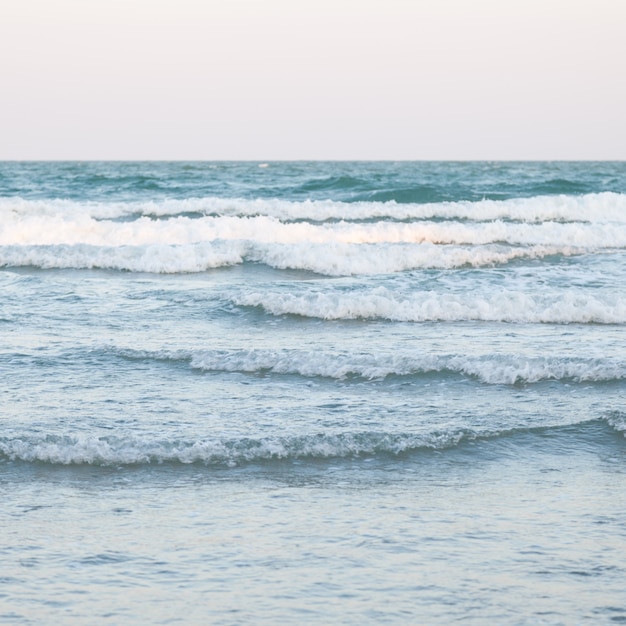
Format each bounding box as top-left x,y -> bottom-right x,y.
1,161 -> 625,624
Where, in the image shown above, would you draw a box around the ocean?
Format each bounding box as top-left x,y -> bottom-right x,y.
1,161 -> 625,624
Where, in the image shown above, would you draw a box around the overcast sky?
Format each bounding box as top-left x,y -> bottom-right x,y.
1,0 -> 624,160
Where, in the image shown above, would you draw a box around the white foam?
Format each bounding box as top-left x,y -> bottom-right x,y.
606,412 -> 626,435
191,350 -> 626,383
0,242 -> 245,273
0,430 -> 471,466
0,240 -> 593,274
1,415 -> 620,466
2,192 -> 626,223
232,288 -> 626,324
3,211 -> 625,248
113,347 -> 626,384
2,192 -> 625,275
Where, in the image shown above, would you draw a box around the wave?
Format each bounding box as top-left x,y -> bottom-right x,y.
2,192 -> 626,223
0,242 -> 246,273
111,347 -> 626,384
0,432 -> 483,466
528,179 -> 592,195
2,211 -> 626,248
1,418 -> 623,467
2,192 -> 624,275
291,176 -> 450,204
294,174 -> 368,193
0,430 -> 477,466
231,289 -> 626,324
0,242 -> 594,275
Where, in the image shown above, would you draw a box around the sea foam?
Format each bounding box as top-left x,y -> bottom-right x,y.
110,347 -> 626,384
1,418 -> 622,466
2,192 -> 626,222
231,289 -> 626,324
2,192 -> 624,275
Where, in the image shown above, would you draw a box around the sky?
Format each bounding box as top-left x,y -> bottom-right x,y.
1,0 -> 624,160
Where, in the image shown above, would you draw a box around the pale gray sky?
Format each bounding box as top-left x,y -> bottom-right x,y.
1,0 -> 624,160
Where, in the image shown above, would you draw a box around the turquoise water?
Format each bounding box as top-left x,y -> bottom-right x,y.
1,162 -> 625,624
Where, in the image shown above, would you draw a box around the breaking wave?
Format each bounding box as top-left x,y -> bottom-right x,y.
231,289 -> 626,324
110,347 -> 626,384
0,242 -> 596,274
2,192 -> 624,275
2,192 -> 625,223
1,418 -> 623,467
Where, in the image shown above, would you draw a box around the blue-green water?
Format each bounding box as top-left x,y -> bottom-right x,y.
1,162 -> 626,624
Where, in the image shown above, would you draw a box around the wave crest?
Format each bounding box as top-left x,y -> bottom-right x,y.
0,431 -> 466,466
110,347 -> 626,384
2,418 -> 623,467
231,289 -> 626,324
2,193 -> 625,275
2,192 -> 625,223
